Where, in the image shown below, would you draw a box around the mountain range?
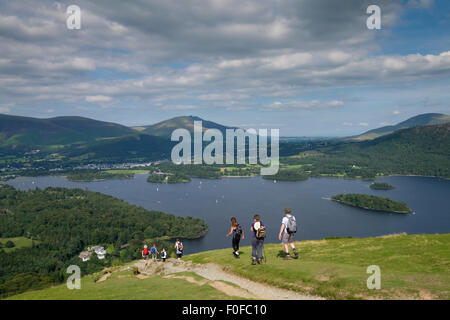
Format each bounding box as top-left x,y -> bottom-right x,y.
0,112 -> 449,169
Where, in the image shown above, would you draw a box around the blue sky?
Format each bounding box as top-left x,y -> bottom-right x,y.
0,0 -> 449,136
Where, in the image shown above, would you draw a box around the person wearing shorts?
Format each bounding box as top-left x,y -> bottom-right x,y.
151,244 -> 158,262
174,239 -> 183,260
278,208 -> 298,260
142,245 -> 150,267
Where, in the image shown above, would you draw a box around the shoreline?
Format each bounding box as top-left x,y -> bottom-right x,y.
2,171 -> 449,184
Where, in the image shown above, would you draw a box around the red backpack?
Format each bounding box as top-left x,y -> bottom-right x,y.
143,248 -> 148,255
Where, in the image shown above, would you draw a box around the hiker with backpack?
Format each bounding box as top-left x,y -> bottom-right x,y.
250,214 -> 266,265
160,248 -> 167,262
151,244 -> 159,262
174,239 -> 184,260
226,217 -> 244,258
142,245 -> 150,267
278,208 -> 299,260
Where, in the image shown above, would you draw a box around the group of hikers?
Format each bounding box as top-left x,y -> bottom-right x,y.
141,208 -> 298,266
226,208 -> 298,265
141,238 -> 184,267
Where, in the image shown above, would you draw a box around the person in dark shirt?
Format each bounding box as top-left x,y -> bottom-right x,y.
226,217 -> 244,258
250,214 -> 265,265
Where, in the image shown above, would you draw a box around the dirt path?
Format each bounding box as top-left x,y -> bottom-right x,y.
134,259 -> 322,300
96,272 -> 112,282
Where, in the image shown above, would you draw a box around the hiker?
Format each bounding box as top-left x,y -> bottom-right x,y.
278,208 -> 299,260
160,248 -> 167,262
151,244 -> 159,262
174,239 -> 184,260
226,217 -> 244,258
250,214 -> 266,265
142,244 -> 150,267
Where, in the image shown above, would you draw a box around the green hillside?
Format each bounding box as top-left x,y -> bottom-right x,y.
139,115 -> 236,138
60,133 -> 173,164
349,113 -> 450,141
7,234 -> 450,300
280,122 -> 450,179
0,114 -> 136,149
0,185 -> 207,298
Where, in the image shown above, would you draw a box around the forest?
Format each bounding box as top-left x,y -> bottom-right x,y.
0,185 -> 207,298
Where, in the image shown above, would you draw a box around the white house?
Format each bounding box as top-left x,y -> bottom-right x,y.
79,246 -> 107,261
79,251 -> 91,262
91,246 -> 106,259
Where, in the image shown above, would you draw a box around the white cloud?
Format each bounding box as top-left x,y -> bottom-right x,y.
0,106 -> 10,113
407,0 -> 433,8
86,95 -> 113,102
263,100 -> 344,111
158,104 -> 199,111
0,0 -> 448,121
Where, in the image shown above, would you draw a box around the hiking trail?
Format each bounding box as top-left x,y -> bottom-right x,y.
133,259 -> 323,300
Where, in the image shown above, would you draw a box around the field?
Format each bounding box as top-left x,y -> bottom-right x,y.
0,237 -> 38,253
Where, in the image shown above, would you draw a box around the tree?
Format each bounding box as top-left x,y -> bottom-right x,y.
5,241 -> 15,248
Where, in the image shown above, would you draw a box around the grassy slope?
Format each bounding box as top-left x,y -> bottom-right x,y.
8,270 -> 234,300
187,234 -> 450,300
6,234 -> 450,300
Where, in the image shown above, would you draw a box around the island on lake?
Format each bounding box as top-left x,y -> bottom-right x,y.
66,171 -> 134,182
370,182 -> 395,190
332,193 -> 412,214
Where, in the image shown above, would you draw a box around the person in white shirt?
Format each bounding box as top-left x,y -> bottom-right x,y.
278,208 -> 299,260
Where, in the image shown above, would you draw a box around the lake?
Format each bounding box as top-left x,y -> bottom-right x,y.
3,175 -> 450,254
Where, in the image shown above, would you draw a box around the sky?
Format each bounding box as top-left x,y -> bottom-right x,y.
0,0 -> 449,136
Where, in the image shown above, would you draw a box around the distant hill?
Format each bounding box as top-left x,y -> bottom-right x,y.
136,116 -> 237,138
0,114 -> 240,166
349,113 -> 450,141
61,133 -> 172,163
0,114 -> 135,149
320,122 -> 450,178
